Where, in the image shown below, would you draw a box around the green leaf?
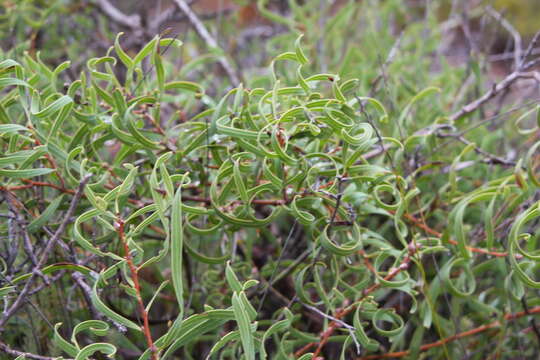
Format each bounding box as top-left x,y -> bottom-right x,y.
32,95 -> 73,118
232,292 -> 256,360
27,194 -> 64,233
74,343 -> 116,360
53,323 -> 79,357
0,167 -> 54,178
171,177 -> 186,315
0,124 -> 30,134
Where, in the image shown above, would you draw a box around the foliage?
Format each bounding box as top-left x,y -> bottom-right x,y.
0,1 -> 540,360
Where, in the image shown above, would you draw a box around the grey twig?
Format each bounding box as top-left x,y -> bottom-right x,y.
449,71 -> 540,122
172,0 -> 241,85
256,220 -> 298,313
72,271 -> 103,321
368,31 -> 403,97
0,174 -> 92,330
437,131 -> 516,167
486,6 -> 521,69
449,9 -> 540,123
521,30 -> 540,70
0,340 -> 71,360
489,47 -> 540,63
303,304 -> 361,354
95,0 -> 141,29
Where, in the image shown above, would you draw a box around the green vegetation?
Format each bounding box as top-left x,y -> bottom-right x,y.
0,1 -> 539,359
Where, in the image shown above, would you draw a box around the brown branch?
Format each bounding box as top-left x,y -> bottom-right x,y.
397,211 -> 522,259
521,297 -> 540,346
115,218 -> 157,360
297,244 -> 419,358
357,305 -> 540,359
0,174 -> 92,330
21,179 -> 75,194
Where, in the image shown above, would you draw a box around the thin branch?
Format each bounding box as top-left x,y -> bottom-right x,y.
449,71 -> 540,122
256,220 -> 298,313
489,48 -> 540,63
0,340 -> 71,360
0,174 -> 92,330
449,9 -> 540,123
518,30 -> 540,71
115,218 -> 157,360
436,130 -> 516,166
486,6 -> 522,69
72,272 -> 104,321
522,30 -> 540,63
357,305 -> 540,359
95,0 -> 141,29
397,211 -> 522,259
172,0 -> 241,85
521,297 -> 540,346
304,303 -> 361,355
300,244 -> 419,358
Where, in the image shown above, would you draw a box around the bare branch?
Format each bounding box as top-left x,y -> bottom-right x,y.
449,71 -> 540,122
95,0 -> 141,29
0,174 -> 92,330
0,340 -> 71,360
303,303 -> 361,355
437,131 -> 516,167
172,0 -> 241,85
486,6 -> 522,69
521,30 -> 540,64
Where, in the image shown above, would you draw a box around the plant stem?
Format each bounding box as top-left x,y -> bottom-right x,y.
116,218 -> 158,360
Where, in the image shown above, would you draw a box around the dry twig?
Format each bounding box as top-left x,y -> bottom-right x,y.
0,174 -> 92,330
172,0 -> 241,85
95,0 -> 141,30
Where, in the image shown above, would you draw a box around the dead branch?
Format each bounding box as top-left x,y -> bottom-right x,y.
0,174 -> 92,330
172,0 -> 241,85
95,0 -> 141,30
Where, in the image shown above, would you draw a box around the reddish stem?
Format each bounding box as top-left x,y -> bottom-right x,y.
20,179 -> 75,194
357,306 -> 540,359
116,218 -> 158,360
399,212 -> 520,259
297,245 -> 418,358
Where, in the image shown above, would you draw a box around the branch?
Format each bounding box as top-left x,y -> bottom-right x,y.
95,0 -> 141,29
398,211 -> 522,259
172,0 -> 241,85
0,340 -> 71,360
486,6 -> 522,69
521,30 -> 540,69
435,132 -> 516,166
449,9 -> 540,122
357,305 -> 540,359
115,218 -> 157,360
449,71 -> 540,122
304,303 -> 361,355
521,297 -> 540,346
298,243 -> 419,358
0,174 -> 92,330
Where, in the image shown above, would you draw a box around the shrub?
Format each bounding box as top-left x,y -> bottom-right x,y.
1,1 -> 540,360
